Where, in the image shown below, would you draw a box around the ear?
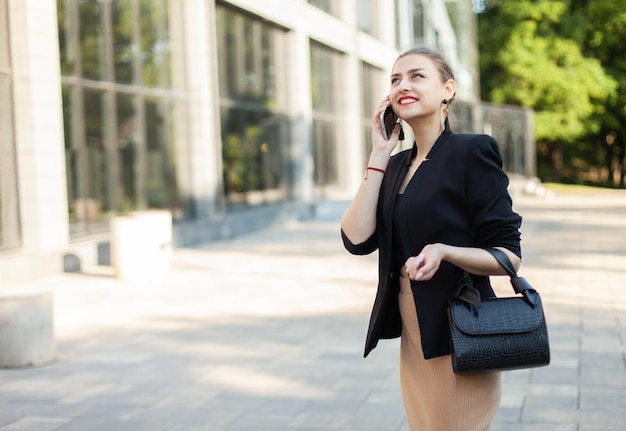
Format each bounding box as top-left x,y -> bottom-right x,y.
443,79 -> 456,100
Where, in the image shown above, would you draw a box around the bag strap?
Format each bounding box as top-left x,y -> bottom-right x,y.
484,247 -> 517,277
453,272 -> 481,313
484,247 -> 540,307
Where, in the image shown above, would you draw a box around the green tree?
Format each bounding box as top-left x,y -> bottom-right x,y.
478,0 -> 618,183
570,0 -> 626,187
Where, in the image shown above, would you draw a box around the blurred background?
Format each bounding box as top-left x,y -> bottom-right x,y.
1,0 -> 624,286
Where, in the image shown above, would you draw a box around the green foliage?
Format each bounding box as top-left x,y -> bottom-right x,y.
479,0 -> 625,186
480,0 -> 616,142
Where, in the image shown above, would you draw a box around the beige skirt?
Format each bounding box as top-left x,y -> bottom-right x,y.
399,273 -> 501,431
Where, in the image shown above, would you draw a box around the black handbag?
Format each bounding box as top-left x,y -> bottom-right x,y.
448,248 -> 550,373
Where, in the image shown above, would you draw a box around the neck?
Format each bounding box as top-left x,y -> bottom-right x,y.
407,115 -> 446,160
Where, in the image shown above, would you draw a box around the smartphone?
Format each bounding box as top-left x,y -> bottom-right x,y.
380,105 -> 404,140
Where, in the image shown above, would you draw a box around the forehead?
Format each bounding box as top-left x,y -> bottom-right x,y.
391,54 -> 438,75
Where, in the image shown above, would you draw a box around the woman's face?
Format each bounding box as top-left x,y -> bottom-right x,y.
389,54 -> 449,122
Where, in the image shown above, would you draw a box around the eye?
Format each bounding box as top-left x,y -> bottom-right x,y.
412,72 -> 424,79
390,77 -> 400,85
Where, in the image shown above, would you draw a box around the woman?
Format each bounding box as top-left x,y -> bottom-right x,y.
341,47 -> 522,430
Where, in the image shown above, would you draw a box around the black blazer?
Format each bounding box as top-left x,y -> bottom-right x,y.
342,126 -> 522,359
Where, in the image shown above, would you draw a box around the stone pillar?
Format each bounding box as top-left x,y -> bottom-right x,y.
339,0 -> 365,193
288,27 -> 315,211
9,0 -> 69,252
179,0 -> 223,220
0,288 -> 56,368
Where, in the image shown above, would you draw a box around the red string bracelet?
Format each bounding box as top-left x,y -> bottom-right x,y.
364,166 -> 386,179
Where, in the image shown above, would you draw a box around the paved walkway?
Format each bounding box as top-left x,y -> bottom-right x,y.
0,189 -> 625,430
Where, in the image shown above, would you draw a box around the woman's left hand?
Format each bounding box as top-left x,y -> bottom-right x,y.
404,244 -> 444,281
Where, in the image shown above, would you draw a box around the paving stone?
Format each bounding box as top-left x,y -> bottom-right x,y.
0,191 -> 625,430
0,417 -> 71,431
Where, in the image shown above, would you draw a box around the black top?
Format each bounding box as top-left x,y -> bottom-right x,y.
342,125 -> 522,359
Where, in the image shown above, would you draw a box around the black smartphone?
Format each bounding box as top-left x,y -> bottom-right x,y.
380,105 -> 404,140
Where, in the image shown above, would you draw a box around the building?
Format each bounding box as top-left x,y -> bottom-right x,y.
0,0 -> 533,285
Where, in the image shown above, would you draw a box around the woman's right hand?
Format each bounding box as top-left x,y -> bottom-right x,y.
341,96 -> 400,243
371,96 -> 402,165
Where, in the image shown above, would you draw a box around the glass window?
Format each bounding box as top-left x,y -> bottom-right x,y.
311,44 -> 335,113
217,8 -> 238,99
79,0 -> 107,81
216,6 -> 289,208
112,0 -> 135,84
140,0 -> 171,88
308,0 -> 338,16
63,85 -> 79,228
83,88 -> 113,222
64,87 -> 112,233
395,0 -> 424,49
145,96 -> 178,209
357,0 -> 378,37
412,0 -> 424,44
58,0 -> 182,236
0,0 -> 21,250
116,93 -> 139,211
57,0 -> 76,76
310,42 -> 341,188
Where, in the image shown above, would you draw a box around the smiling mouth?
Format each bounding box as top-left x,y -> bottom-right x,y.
399,97 -> 418,105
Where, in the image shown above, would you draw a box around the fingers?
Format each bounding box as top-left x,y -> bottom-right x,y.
404,251 -> 440,281
372,97 -> 391,129
372,97 -> 401,151
391,121 -> 402,138
405,255 -> 426,280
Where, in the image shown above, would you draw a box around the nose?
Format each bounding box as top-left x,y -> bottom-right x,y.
399,78 -> 411,91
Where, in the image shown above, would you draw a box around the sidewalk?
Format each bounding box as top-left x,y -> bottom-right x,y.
0,190 -> 625,430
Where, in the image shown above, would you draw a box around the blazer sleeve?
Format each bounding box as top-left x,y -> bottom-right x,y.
341,229 -> 378,256
464,135 -> 522,256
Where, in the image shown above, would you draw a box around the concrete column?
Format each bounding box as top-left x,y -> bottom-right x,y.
339,0 -> 365,194
288,27 -> 314,208
9,0 -> 69,251
180,0 -> 223,220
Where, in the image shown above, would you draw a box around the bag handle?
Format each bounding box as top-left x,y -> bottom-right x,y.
484,247 -> 540,307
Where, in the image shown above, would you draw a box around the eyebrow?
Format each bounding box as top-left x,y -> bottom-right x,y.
390,68 -> 426,79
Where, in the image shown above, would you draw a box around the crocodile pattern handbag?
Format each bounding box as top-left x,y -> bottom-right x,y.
448,248 -> 550,373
